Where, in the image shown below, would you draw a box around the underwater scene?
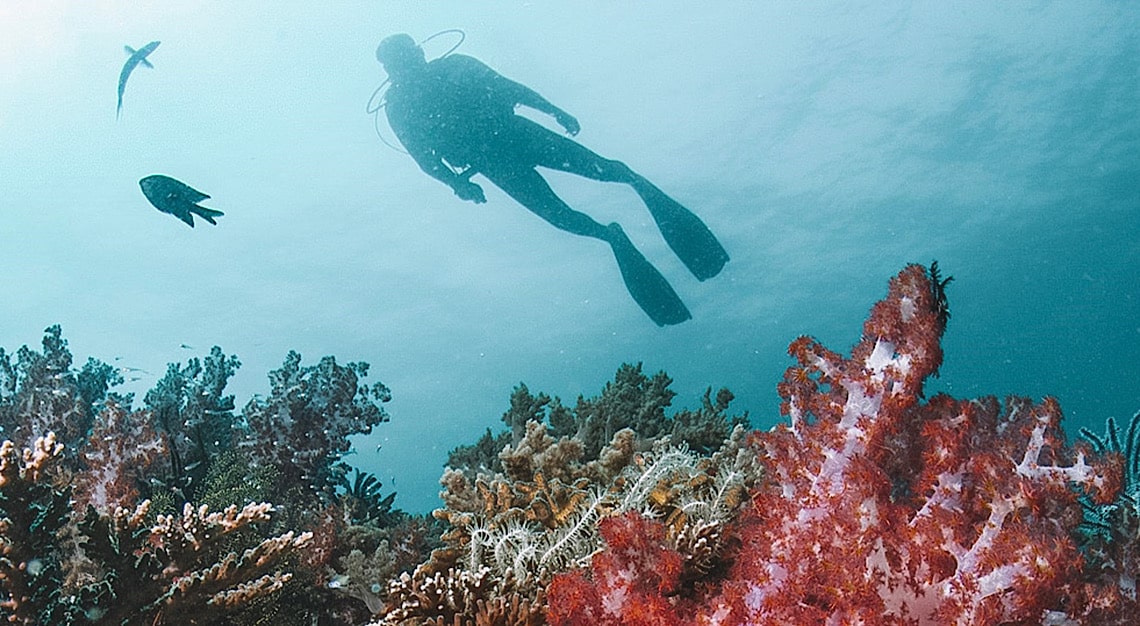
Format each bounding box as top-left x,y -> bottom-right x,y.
1,1 -> 1137,624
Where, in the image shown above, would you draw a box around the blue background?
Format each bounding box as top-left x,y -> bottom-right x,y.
1,1 -> 1136,512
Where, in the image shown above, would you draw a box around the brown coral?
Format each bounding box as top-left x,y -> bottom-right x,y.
376,567 -> 544,626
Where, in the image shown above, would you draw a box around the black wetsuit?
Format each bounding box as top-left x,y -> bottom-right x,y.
385,54 -> 636,238
384,53 -> 727,326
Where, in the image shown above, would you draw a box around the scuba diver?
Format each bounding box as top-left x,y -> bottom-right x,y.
375,33 -> 729,326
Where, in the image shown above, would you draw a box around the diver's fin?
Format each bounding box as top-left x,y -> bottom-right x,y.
634,182 -> 729,281
607,223 -> 691,326
190,205 -> 224,225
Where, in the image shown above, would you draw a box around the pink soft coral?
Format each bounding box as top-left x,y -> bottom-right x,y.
547,512 -> 695,626
548,264 -> 1128,625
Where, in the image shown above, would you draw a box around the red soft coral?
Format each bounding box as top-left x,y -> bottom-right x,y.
715,265 -> 1122,625
547,512 -> 697,626
544,264 -> 1131,625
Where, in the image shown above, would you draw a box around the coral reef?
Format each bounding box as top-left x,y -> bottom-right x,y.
0,433 -> 70,624
5,263 -> 1138,624
381,366 -> 759,625
0,333 -> 420,624
143,346 -> 241,503
243,351 -> 392,525
0,325 -> 126,459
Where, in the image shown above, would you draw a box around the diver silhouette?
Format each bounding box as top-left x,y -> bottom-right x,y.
376,33 -> 729,326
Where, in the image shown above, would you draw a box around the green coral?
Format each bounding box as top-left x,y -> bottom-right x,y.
196,451 -> 278,514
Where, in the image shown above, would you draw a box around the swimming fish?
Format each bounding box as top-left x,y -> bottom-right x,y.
117,41 -> 160,118
139,174 -> 224,228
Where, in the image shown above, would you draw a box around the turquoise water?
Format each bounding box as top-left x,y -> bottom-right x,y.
1,1 -> 1135,513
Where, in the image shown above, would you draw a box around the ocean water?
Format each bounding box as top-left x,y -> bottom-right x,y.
0,1 -> 1135,514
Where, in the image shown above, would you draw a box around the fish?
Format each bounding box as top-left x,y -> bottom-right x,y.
139,174 -> 224,228
117,41 -> 160,118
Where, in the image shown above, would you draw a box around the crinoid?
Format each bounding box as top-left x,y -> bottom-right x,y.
338,468 -> 397,525
928,259 -> 954,331
1079,410 -> 1139,546
613,447 -> 698,513
536,486 -> 606,575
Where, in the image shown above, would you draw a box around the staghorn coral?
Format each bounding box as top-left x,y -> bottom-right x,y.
374,566 -> 545,626
65,499 -> 312,624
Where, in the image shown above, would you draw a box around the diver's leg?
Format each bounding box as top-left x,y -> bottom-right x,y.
522,122 -> 730,281
483,166 -> 690,326
482,166 -> 611,240
522,123 -> 639,184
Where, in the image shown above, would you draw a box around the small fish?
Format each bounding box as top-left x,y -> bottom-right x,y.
139,174 -> 224,228
117,41 -> 160,119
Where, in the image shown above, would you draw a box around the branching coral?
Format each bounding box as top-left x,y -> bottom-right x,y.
374,566 -> 545,626
58,499 -> 313,624
0,331 -> 424,625
12,264 -> 1131,624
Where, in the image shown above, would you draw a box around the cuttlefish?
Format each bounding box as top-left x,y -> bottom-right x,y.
139,175 -> 223,227
117,41 -> 160,118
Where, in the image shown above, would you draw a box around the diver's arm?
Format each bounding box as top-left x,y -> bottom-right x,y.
494,75 -> 580,135
401,139 -> 486,203
450,55 -> 579,135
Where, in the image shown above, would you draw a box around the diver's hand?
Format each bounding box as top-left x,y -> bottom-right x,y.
555,110 -> 580,136
454,180 -> 486,203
